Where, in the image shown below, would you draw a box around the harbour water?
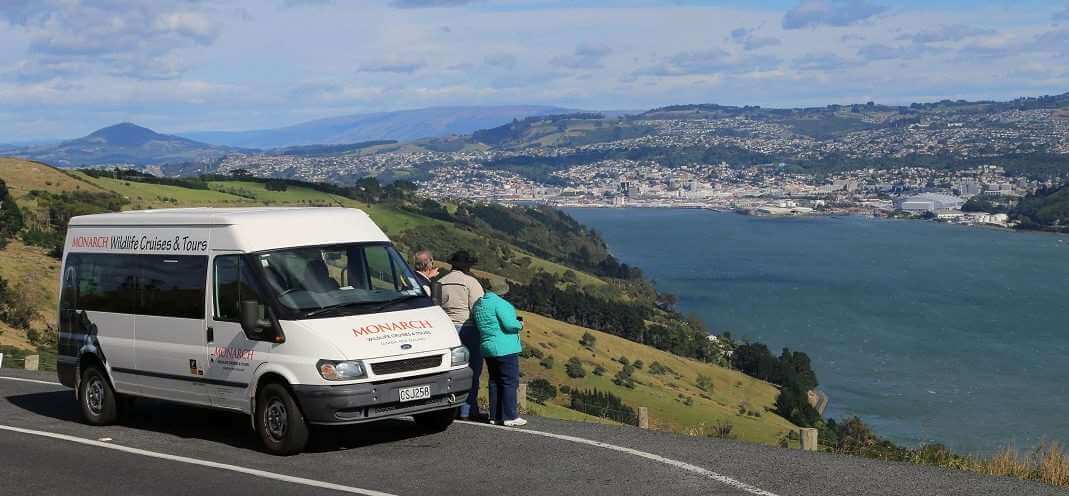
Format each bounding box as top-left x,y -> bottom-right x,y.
566,208 -> 1069,455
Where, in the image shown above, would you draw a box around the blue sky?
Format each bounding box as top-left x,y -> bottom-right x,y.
1,0 -> 1068,140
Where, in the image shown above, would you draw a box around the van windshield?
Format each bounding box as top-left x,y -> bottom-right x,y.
253,243 -> 431,318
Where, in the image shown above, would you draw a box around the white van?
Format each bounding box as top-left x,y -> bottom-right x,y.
56,207 -> 472,454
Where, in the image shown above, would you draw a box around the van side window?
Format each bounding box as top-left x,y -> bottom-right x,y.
74,254 -> 137,314
214,255 -> 264,322
139,255 -> 208,319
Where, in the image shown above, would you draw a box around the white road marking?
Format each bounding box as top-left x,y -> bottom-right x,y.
0,424 -> 399,496
0,376 -> 63,386
459,421 -> 781,496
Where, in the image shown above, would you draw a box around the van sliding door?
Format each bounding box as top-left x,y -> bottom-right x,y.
132,255 -> 211,405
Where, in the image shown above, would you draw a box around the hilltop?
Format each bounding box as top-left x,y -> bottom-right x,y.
0,157 -> 798,445
5,123 -> 233,167
180,105 -> 576,149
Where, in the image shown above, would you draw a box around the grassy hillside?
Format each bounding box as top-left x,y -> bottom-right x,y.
514,311 -> 796,445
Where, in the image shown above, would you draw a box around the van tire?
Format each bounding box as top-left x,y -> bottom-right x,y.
413,407 -> 457,432
256,383 -> 309,455
79,365 -> 119,426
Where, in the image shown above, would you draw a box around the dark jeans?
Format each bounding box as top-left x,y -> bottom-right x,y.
485,353 -> 520,423
457,324 -> 482,418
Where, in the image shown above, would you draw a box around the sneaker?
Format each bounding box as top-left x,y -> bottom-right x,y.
502,418 -> 528,427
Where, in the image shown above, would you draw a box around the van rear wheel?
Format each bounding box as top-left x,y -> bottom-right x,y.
256,383 -> 309,455
79,365 -> 119,426
413,407 -> 457,432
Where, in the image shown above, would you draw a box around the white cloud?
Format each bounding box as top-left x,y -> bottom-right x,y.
730,27 -> 782,50
550,43 -> 613,70
783,0 -> 887,30
896,24 -> 996,44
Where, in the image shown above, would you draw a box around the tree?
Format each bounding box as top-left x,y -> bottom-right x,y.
527,378 -> 557,404
0,179 -> 23,248
565,357 -> 586,378
354,176 -> 383,203
579,331 -> 597,349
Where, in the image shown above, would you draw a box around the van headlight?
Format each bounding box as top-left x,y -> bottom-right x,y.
450,346 -> 469,366
317,359 -> 367,380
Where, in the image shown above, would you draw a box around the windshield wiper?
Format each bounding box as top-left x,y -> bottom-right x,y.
303,301 -> 377,318
302,294 -> 426,318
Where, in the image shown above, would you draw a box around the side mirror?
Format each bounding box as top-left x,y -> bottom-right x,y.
240,300 -> 273,337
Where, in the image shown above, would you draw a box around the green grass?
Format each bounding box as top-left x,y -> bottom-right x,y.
206,181 -> 354,205
515,311 -> 798,445
73,173 -> 249,207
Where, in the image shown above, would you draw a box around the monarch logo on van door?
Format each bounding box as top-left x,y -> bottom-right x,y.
352,320 -> 433,337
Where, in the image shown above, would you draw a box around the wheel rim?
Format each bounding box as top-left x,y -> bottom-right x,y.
86,376 -> 105,415
265,398 -> 288,441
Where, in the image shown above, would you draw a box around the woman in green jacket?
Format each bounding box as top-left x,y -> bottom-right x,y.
472,290 -> 526,426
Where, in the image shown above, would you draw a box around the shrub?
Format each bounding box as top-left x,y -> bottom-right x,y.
695,374 -> 713,393
539,355 -> 555,369
565,357 -> 586,378
527,378 -> 557,404
649,361 -> 673,375
616,355 -> 630,366
570,388 -> 637,424
520,346 -> 545,359
632,359 -> 644,369
0,275 -> 37,330
593,365 -> 607,376
559,384 -> 572,395
579,331 -> 597,349
709,421 -> 735,440
613,363 -> 636,388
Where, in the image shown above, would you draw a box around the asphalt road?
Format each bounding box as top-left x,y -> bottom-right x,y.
1,369 -> 1064,496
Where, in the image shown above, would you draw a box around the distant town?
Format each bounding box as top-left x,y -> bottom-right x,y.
206,101 -> 1069,230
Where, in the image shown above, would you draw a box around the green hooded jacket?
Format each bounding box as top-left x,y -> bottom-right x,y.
472,292 -> 524,357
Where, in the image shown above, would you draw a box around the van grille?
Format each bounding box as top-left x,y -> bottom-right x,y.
371,355 -> 442,375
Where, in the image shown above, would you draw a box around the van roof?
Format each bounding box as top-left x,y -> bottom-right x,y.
69,207 -> 366,226
68,207 -> 390,252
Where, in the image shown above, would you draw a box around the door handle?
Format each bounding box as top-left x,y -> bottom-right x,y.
207,326 -> 214,343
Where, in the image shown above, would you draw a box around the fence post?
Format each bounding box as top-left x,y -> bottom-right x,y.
517,383 -> 528,413
799,428 -> 818,451
638,406 -> 649,430
0,352 -> 4,368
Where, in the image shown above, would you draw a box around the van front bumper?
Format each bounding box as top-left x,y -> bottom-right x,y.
292,367 -> 473,425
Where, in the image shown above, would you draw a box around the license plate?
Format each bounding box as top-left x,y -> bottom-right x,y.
399,385 -> 431,402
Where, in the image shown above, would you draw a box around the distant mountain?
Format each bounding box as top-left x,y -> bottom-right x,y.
180,105 -> 577,148
7,122 -> 232,167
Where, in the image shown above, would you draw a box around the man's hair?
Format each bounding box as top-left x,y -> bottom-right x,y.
413,250 -> 433,271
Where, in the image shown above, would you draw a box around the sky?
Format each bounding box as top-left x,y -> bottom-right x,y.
1,0 -> 1068,140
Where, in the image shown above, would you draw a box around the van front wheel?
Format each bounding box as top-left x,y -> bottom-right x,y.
79,365 -> 119,426
256,383 -> 309,455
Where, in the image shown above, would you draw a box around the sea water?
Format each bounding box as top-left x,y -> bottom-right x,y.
566,208 -> 1069,455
